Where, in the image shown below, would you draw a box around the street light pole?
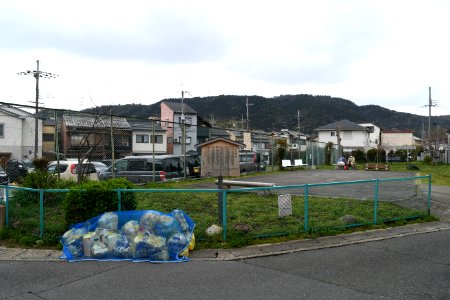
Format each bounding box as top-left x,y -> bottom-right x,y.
18,60 -> 58,159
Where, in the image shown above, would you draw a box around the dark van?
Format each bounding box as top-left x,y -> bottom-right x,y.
98,155 -> 185,184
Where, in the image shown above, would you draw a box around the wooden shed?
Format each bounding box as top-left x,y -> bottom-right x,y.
196,138 -> 244,177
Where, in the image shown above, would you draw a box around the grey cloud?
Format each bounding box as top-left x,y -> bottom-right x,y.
0,13 -> 230,64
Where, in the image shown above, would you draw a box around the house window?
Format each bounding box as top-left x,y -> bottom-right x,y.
0,123 -> 4,138
167,137 -> 173,144
330,131 -> 336,136
178,116 -> 192,125
43,133 -> 54,142
343,131 -> 353,140
115,135 -> 130,147
150,135 -> 163,144
136,134 -> 149,143
185,137 -> 191,145
70,134 -> 94,145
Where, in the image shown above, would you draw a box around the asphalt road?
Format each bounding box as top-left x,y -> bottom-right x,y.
1,229 -> 449,299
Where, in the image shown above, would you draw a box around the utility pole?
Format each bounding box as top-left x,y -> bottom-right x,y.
181,90 -> 187,179
297,110 -> 301,159
423,86 -> 437,150
18,60 -> 58,159
246,97 -> 253,132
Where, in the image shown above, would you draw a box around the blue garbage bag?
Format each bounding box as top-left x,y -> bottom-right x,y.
60,209 -> 195,263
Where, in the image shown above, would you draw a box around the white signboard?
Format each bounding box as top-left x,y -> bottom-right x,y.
278,194 -> 292,217
243,132 -> 252,150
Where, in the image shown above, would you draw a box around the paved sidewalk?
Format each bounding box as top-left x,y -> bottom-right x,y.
2,220 -> 450,262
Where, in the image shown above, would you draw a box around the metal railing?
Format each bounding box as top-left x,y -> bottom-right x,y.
1,175 -> 431,243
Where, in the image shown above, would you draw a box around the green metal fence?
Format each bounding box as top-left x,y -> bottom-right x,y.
1,175 -> 431,243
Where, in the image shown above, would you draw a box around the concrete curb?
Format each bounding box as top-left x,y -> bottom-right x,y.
2,220 -> 450,262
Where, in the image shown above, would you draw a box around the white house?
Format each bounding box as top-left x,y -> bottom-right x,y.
0,104 -> 42,163
129,118 -> 168,155
359,123 -> 381,148
316,120 -> 370,152
381,130 -> 416,152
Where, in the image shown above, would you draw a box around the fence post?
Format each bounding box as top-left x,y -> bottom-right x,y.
374,179 -> 379,224
39,189 -> 44,239
427,175 -> 432,216
4,186 -> 9,227
117,189 -> 122,211
222,189 -> 227,241
304,184 -> 309,232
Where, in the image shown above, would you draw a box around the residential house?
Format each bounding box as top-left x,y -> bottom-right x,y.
42,118 -> 56,154
61,114 -> 132,160
128,118 -> 167,155
160,101 -> 198,155
196,116 -> 230,145
316,120 -> 370,153
0,104 -> 41,164
276,129 -> 308,152
359,123 -> 381,148
381,130 -> 418,152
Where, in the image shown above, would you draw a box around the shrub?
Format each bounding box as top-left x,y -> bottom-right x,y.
366,148 -> 386,162
324,142 -> 333,165
63,178 -> 136,227
351,149 -> 366,163
32,157 -> 49,171
424,155 -> 432,164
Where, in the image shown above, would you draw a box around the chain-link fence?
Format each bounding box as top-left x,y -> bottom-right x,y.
2,175 -> 431,244
1,102 -> 341,184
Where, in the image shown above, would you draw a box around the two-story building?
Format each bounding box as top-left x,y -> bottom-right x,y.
160,101 -> 198,155
359,123 -> 382,148
381,130 -> 418,152
316,120 -> 370,153
61,114 -> 132,159
128,118 -> 167,155
0,104 -> 42,164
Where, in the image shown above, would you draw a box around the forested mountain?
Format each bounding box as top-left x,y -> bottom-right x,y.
83,94 -> 450,136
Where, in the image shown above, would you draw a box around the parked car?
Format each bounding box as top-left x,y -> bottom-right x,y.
0,166 -> 8,185
92,161 -> 108,175
5,159 -> 34,183
47,160 -> 99,181
239,151 -> 266,173
98,156 -> 167,184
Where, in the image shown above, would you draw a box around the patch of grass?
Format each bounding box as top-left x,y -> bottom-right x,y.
388,162 -> 450,187
1,176 -> 436,250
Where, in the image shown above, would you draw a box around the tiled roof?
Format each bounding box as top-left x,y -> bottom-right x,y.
316,119 -> 369,131
63,114 -> 130,128
128,119 -> 165,131
0,104 -> 33,118
163,101 -> 197,114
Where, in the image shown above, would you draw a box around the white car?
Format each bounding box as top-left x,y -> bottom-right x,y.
91,161 -> 108,175
47,160 -> 99,181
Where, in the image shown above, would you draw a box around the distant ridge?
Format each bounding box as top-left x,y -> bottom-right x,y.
82,94 -> 450,136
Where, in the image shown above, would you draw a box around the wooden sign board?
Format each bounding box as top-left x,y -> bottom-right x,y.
200,140 -> 240,177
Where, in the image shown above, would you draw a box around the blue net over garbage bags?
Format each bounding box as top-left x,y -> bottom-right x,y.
60,210 -> 195,263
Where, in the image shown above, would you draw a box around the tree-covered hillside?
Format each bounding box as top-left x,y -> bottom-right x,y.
83,94 -> 450,136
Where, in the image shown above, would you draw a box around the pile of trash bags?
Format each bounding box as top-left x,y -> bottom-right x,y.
61,209 -> 195,263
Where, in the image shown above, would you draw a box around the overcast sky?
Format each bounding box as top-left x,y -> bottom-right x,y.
1,0 -> 449,117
